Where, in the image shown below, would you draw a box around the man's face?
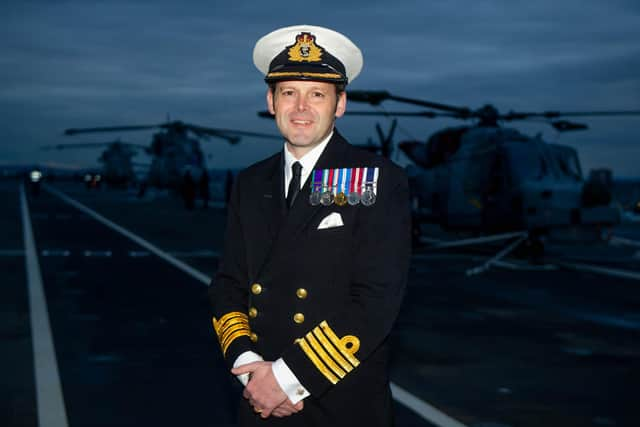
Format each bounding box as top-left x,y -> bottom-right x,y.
267,80 -> 346,154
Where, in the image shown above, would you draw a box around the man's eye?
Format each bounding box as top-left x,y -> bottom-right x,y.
312,92 -> 325,98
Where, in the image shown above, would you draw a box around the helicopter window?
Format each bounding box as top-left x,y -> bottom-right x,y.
505,145 -> 548,181
552,149 -> 583,181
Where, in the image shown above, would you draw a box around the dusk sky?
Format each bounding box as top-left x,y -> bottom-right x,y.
2,0 -> 639,176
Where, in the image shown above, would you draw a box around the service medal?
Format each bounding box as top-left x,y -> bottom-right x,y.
347,192 -> 360,205
361,188 -> 376,206
335,192 -> 347,206
309,191 -> 321,206
320,191 -> 333,206
309,169 -> 323,206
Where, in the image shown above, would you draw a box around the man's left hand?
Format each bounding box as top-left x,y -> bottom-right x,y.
232,361 -> 288,418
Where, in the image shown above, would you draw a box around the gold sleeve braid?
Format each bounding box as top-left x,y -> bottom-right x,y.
212,312 -> 251,356
296,320 -> 360,385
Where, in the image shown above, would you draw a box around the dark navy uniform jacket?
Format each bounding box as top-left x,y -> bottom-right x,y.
209,131 -> 411,426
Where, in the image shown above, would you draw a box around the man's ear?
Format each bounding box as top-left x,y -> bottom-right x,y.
266,89 -> 275,115
335,91 -> 347,118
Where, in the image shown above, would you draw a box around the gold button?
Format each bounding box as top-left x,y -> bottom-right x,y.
293,313 -> 305,324
250,332 -> 258,342
296,288 -> 308,299
248,307 -> 258,318
251,283 -> 262,295
294,338 -> 302,344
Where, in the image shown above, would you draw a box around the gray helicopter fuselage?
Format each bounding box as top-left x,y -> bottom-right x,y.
408,126 -> 619,232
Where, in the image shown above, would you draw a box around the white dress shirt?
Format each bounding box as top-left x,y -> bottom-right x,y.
283,131 -> 333,198
233,130 -> 334,404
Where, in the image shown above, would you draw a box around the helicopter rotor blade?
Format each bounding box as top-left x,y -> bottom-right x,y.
210,128 -> 283,140
348,90 -> 472,115
345,110 -> 459,118
185,124 -> 282,142
347,90 -> 392,105
501,110 -> 640,121
42,142 -> 110,150
41,141 -> 146,150
64,125 -> 161,135
551,120 -> 589,132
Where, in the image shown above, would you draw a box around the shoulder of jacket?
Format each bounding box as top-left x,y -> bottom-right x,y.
236,152 -> 280,183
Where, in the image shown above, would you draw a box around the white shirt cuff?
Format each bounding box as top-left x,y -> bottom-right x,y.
271,357 -> 310,404
233,351 -> 263,386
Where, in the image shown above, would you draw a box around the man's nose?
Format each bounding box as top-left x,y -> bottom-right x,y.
296,95 -> 308,112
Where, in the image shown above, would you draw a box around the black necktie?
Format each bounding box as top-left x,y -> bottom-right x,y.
286,161 -> 302,209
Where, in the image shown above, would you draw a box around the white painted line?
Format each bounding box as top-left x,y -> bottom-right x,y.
390,383 -> 468,427
128,250 -> 151,257
83,250 -> 112,257
0,249 -> 25,256
423,231 -> 526,249
492,260 -> 557,271
45,184 -> 469,427
41,250 -> 71,257
44,185 -> 210,285
609,235 -> 640,248
559,261 -> 640,282
169,250 -> 221,258
20,184 -> 69,427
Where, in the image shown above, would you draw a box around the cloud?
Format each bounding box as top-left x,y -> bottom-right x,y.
0,0 -> 638,175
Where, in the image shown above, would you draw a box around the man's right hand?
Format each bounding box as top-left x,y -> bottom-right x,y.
271,399 -> 304,418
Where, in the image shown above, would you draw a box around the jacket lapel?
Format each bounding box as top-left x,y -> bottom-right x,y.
260,152 -> 286,240
281,131 -> 349,237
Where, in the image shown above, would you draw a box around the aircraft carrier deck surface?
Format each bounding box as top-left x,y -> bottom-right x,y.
3,180 -> 639,427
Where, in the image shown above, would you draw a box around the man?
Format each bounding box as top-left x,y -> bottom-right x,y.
209,25 -> 411,426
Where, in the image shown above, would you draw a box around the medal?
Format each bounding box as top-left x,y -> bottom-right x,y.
335,168 -> 347,206
360,167 -> 379,207
320,168 -> 333,206
361,187 -> 376,206
320,191 -> 334,206
309,169 -> 322,206
310,166 -> 378,207
310,191 -> 321,206
347,192 -> 360,205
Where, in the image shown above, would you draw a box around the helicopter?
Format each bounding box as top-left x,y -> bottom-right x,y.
63,119 -> 281,193
42,139 -> 145,188
345,90 -> 640,245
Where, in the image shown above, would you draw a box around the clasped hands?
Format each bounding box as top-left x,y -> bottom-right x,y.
232,361 -> 304,419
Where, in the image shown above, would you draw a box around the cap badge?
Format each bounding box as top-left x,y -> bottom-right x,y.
288,32 -> 323,63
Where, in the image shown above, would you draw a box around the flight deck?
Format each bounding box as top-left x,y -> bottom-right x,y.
2,180 -> 639,427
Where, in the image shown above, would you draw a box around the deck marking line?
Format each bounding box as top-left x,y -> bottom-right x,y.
46,184 -> 469,427
422,231 -> 526,249
20,184 -> 69,427
559,261 -> 640,282
390,383 -> 469,427
45,185 -> 210,285
610,235 -> 640,248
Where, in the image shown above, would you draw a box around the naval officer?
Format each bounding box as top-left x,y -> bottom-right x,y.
209,25 -> 411,426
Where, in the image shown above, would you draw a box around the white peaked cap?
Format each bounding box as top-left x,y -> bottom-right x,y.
253,25 -> 363,84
